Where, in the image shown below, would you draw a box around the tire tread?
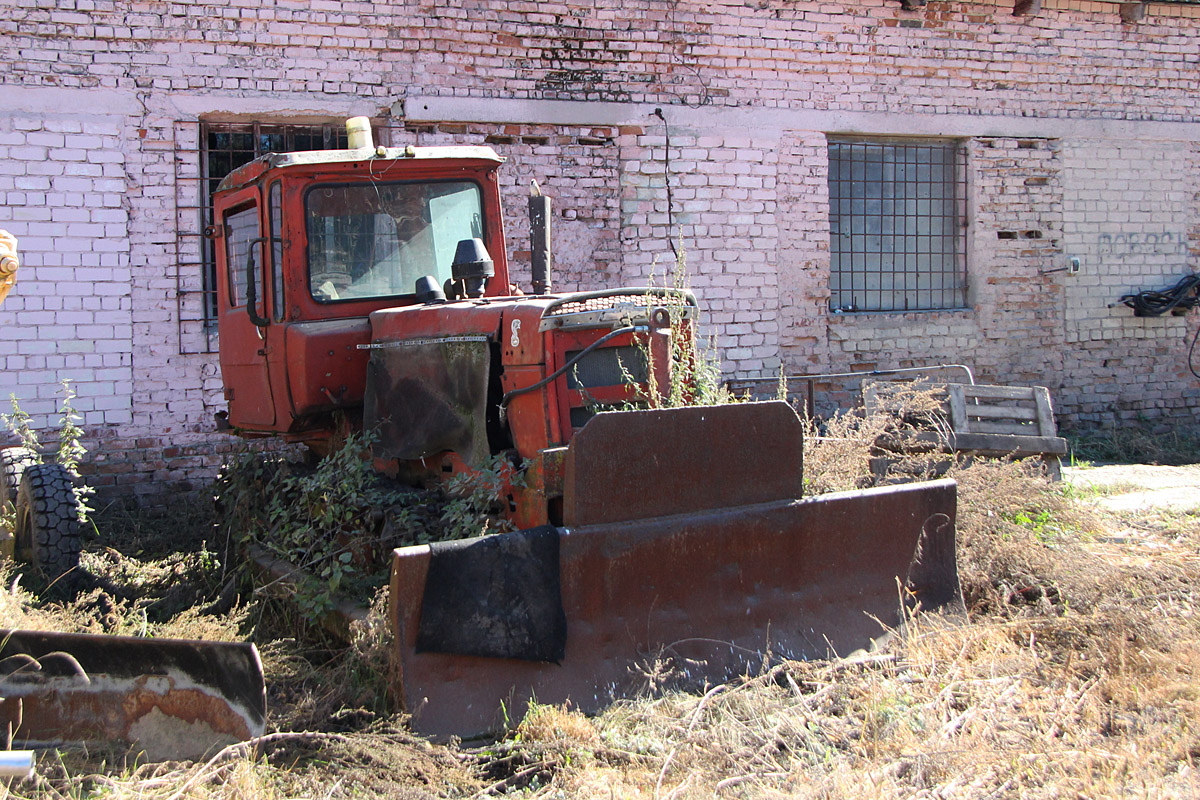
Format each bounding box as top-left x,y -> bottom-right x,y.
16,463 -> 82,581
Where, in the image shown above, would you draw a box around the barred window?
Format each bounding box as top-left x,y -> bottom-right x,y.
200,123 -> 353,323
828,138 -> 968,313
175,121 -> 381,353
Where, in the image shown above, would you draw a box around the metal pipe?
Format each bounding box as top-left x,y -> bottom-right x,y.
734,364 -> 976,387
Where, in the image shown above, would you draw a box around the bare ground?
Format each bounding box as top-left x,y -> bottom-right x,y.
1064,462 -> 1200,513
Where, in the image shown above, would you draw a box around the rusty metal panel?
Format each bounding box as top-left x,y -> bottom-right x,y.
563,402 -> 804,526
0,630 -> 266,761
391,478 -> 960,739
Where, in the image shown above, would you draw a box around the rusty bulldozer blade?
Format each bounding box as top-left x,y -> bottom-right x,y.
389,402 -> 963,739
0,629 -> 266,761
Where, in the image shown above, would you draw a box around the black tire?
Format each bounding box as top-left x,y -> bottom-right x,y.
15,462 -> 82,582
0,446 -> 38,508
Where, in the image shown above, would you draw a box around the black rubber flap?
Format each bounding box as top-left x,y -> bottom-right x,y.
364,339 -> 491,466
416,525 -> 567,663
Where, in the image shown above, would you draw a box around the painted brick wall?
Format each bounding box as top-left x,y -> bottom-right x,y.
0,113 -> 134,424
621,131 -> 783,376
1060,138 -> 1200,422
401,121 -> 627,292
0,0 -> 1197,500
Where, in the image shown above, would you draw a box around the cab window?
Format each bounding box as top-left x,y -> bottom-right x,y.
224,204 -> 261,308
305,181 -> 483,303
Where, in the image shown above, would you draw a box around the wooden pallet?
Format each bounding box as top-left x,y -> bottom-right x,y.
865,382 -> 1068,480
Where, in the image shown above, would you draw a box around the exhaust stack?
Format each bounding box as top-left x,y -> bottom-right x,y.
529,180 -> 552,295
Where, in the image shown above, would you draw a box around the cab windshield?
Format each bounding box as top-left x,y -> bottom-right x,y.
305,180 -> 483,303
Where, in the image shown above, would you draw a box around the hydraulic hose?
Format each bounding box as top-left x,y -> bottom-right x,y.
499,325 -> 643,416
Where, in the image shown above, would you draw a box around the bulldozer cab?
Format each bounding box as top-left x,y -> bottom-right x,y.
210,145 -> 511,435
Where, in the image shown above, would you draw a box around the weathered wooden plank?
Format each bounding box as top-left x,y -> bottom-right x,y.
968,420 -> 1039,436
947,385 -> 970,433
951,432 -> 1069,456
958,384 -> 1040,401
862,383 -> 883,417
1032,386 -> 1057,438
965,405 -> 1039,422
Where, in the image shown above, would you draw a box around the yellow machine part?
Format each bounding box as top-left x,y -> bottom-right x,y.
0,230 -> 18,305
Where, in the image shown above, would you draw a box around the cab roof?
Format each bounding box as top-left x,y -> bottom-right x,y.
215,145 -> 505,194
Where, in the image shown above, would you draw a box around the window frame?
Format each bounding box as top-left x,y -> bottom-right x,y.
827,136 -> 969,314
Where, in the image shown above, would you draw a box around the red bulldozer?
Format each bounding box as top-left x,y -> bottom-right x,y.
212,118 -> 963,738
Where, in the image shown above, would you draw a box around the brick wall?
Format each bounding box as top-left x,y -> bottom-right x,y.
1060,138 -> 1200,422
0,112 -> 134,424
0,0 -> 1198,499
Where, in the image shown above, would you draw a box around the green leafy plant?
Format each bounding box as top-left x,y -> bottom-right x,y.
215,433 -> 518,617
1008,508 -> 1065,544
54,379 -> 89,480
5,393 -> 41,453
2,380 -> 94,523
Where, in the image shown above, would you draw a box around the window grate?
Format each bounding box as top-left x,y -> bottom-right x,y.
175,121 -> 368,354
828,138 -> 968,313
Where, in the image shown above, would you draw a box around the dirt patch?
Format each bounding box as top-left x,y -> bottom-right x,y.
1064,462 -> 1200,512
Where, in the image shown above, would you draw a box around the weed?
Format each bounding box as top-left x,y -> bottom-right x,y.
2,381 -> 94,523
214,432 -> 516,619
636,248 -> 738,409
1008,508 -> 1064,543
1067,418 -> 1200,465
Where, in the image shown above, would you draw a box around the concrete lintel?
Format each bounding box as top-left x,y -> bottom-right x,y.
162,93 -> 387,122
402,95 -> 1200,143
0,86 -> 142,118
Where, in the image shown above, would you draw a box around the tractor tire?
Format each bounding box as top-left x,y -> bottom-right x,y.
15,462 -> 82,583
0,446 -> 38,507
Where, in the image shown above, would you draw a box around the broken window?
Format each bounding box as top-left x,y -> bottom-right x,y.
828,138 -> 968,313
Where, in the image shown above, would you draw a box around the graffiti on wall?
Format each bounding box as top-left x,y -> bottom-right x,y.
1097,231 -> 1189,257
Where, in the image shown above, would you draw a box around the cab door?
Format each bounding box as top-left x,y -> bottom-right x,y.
216,187 -> 276,428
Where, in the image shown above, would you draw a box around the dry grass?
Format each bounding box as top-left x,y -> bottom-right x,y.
4,396 -> 1199,799
573,468 -> 1200,798
801,380 -> 950,494
1067,418 -> 1200,466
